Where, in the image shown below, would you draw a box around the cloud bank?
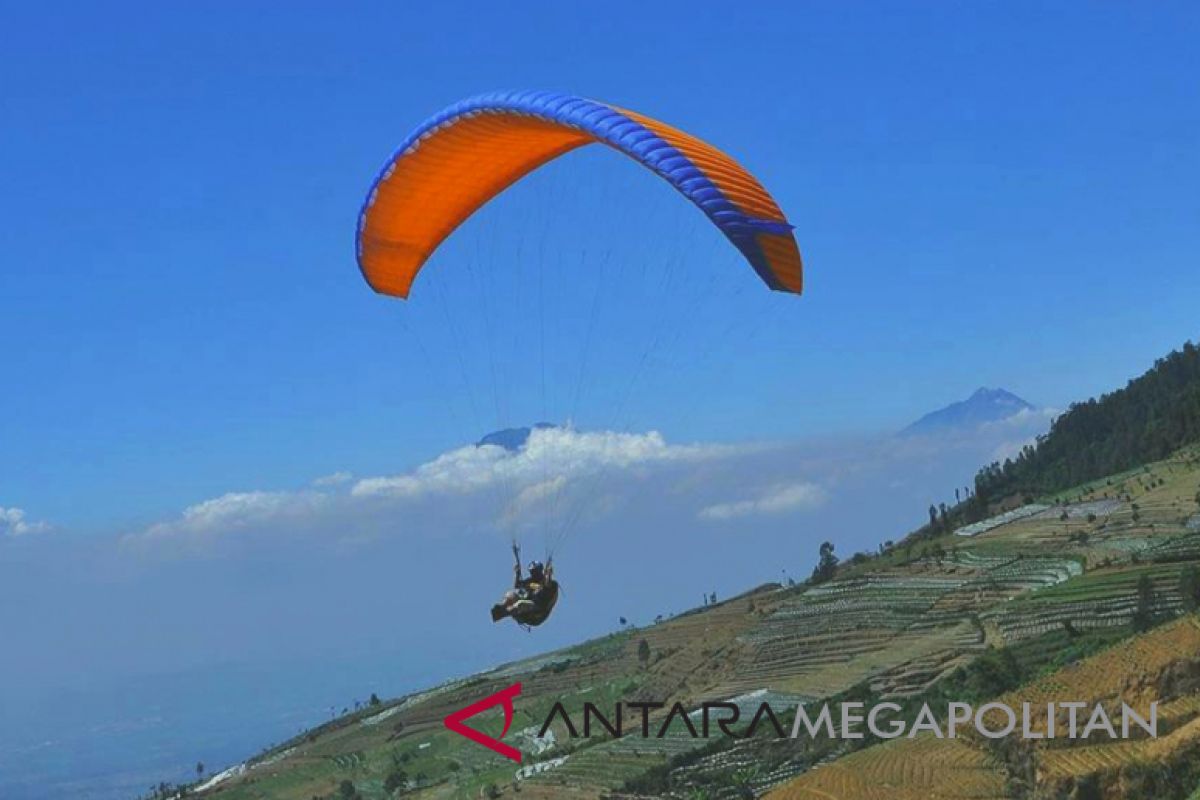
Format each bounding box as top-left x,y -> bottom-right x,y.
699,481 -> 827,521
123,405 -> 1055,557
0,506 -> 50,537
126,427 -> 745,550
350,427 -> 732,499
141,490 -> 330,540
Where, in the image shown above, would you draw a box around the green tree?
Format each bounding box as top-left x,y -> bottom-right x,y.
1179,565 -> 1200,613
384,768 -> 408,793
729,765 -> 762,799
637,638 -> 651,667
811,541 -> 838,584
1074,774 -> 1103,800
1132,575 -> 1157,632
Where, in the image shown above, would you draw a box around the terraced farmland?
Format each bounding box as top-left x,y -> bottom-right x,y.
192,449 -> 1200,800
768,617 -> 1200,800
766,736 -> 1008,800
982,562 -> 1191,642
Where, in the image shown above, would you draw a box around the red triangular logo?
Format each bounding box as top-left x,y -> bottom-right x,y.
443,682 -> 523,762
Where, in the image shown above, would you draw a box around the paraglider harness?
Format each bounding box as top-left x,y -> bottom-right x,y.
491,544 -> 559,629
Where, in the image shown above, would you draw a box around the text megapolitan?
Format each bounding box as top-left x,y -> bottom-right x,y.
536,699 -> 1158,742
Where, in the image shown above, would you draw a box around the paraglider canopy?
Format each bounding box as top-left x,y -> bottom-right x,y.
356,90 -> 802,298
354,92 -> 806,626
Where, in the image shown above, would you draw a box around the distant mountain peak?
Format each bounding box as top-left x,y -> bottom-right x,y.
903,388 -> 1033,435
476,423 -> 557,452
969,386 -> 1020,401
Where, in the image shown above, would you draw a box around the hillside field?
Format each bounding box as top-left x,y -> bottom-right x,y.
178,443 -> 1200,800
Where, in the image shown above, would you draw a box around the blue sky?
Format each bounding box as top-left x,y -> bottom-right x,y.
1,3 -> 1199,796
3,2 -> 1198,532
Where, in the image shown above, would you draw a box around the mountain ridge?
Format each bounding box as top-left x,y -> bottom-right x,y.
476,423 -> 557,452
903,386 -> 1034,435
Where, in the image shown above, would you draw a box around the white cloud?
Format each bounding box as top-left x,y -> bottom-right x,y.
141,490 -> 329,540
312,471 -> 354,487
982,405 -> 1060,432
351,427 -> 731,500
698,481 -> 827,521
126,411 -> 1054,552
503,475 -> 569,523
979,407 -> 1060,463
0,506 -> 51,537
128,428 -> 736,546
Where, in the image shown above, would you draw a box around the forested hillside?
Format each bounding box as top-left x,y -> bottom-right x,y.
975,341 -> 1200,503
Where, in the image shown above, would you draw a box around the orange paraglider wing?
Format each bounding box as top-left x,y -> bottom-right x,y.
356,91 -> 802,298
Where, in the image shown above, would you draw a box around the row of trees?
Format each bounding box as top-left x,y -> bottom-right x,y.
140,763 -> 206,799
